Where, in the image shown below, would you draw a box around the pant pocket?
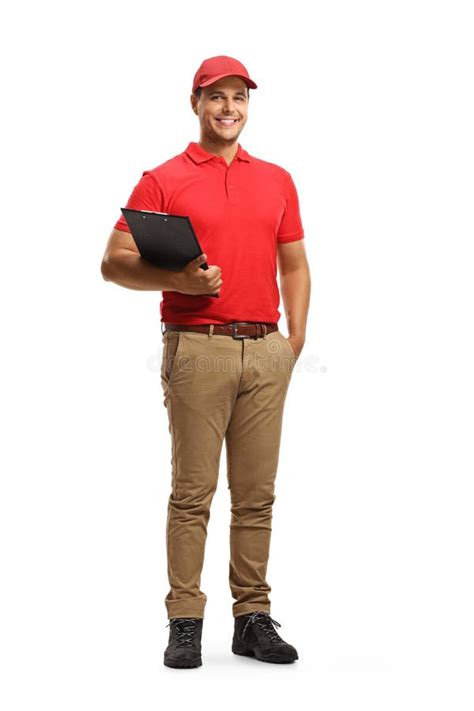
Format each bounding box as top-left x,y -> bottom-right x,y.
161,331 -> 185,386
277,331 -> 297,365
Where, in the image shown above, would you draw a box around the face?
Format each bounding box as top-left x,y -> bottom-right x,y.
190,76 -> 249,145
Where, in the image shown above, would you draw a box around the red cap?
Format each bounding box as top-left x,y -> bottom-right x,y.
192,55 -> 257,93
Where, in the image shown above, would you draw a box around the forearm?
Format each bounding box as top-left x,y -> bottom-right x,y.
101,251 -> 182,292
280,265 -> 311,341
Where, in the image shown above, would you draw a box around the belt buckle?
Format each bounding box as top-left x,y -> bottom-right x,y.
232,322 -> 253,339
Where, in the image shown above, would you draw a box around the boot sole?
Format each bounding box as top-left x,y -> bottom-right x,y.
232,642 -> 298,663
164,655 -> 202,668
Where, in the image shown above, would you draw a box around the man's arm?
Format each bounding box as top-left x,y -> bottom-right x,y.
100,228 -> 182,291
277,240 -> 311,358
100,229 -> 222,294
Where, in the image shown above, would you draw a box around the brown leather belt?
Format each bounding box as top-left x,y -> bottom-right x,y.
162,321 -> 279,339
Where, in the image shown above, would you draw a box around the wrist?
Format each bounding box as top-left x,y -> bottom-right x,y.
168,269 -> 184,292
289,332 -> 305,344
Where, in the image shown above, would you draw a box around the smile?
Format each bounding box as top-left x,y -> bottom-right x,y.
215,118 -> 239,126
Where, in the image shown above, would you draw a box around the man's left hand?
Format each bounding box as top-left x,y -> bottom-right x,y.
287,336 -> 305,360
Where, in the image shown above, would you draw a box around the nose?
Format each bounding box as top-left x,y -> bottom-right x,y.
222,99 -> 238,113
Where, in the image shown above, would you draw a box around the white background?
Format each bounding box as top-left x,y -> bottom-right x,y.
1,0 -> 473,708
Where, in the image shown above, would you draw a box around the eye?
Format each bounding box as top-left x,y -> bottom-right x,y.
210,95 -> 245,100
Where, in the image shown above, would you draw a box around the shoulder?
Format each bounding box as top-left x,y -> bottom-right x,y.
140,149 -> 189,185
247,153 -> 295,184
246,154 -> 299,198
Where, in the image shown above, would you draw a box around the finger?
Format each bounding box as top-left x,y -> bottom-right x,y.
188,253 -> 207,269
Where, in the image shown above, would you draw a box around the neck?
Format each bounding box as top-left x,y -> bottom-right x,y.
198,137 -> 238,166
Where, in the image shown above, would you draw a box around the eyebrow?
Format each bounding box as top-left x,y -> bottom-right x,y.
209,90 -> 247,97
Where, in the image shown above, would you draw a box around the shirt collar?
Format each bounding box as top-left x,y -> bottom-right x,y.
185,141 -> 251,164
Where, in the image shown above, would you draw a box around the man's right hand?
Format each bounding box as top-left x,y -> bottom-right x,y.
175,253 -> 223,296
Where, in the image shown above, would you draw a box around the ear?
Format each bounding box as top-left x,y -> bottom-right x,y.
190,94 -> 198,115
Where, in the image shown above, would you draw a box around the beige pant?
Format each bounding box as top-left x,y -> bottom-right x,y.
160,326 -> 297,619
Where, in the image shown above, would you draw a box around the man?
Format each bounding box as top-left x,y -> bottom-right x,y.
101,55 -> 311,668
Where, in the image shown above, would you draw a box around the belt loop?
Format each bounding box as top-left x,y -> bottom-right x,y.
262,324 -> 267,339
208,324 -> 214,338
161,322 -> 165,336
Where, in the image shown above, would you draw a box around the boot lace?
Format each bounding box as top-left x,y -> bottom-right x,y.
241,611 -> 284,644
165,618 -> 200,648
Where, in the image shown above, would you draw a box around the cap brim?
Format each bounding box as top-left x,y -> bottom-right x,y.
198,73 -> 258,90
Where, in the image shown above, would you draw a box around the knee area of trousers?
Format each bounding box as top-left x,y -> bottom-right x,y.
169,490 -> 217,513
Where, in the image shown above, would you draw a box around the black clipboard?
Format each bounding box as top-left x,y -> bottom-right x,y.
120,207 -> 219,297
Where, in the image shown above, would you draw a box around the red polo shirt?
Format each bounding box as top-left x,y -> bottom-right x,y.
114,141 -> 305,325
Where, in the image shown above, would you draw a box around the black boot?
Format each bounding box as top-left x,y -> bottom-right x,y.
232,611 -> 299,663
164,617 -> 203,668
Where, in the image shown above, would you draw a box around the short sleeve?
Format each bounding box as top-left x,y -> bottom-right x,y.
113,171 -> 165,233
276,172 -> 305,243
